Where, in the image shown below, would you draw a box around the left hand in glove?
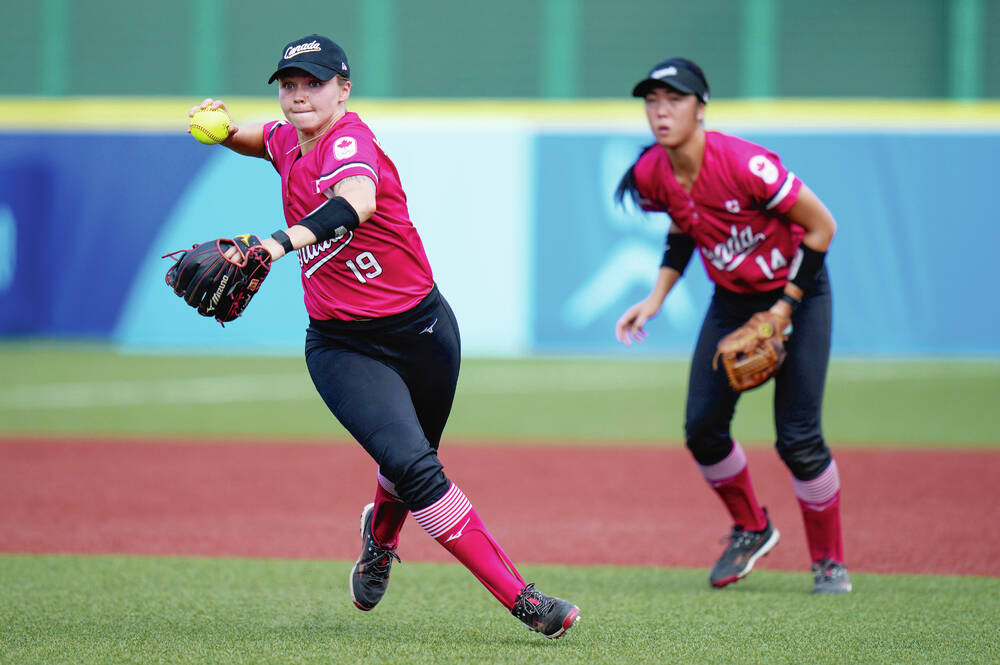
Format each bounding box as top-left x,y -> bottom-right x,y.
713,311 -> 792,392
163,234 -> 272,325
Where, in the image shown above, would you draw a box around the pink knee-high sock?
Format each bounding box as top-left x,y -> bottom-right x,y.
794,460 -> 845,563
412,483 -> 526,609
698,442 -> 768,531
371,473 -> 409,548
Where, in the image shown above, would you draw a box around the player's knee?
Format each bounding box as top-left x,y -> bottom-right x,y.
684,432 -> 733,467
383,449 -> 449,510
776,436 -> 831,480
684,416 -> 733,466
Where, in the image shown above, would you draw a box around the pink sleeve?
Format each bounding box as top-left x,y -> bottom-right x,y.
735,145 -> 802,214
314,132 -> 379,195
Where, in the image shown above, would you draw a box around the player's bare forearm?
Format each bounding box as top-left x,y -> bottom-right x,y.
221,121 -> 268,159
650,266 -> 681,306
260,225 -> 318,261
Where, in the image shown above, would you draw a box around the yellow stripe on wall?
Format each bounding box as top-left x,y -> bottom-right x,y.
1,98 -> 999,131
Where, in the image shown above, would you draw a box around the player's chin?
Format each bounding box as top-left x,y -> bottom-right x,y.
287,111 -> 317,127
654,131 -> 678,148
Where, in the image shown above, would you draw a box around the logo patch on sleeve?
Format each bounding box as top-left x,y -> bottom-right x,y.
334,136 -> 358,160
748,155 -> 779,185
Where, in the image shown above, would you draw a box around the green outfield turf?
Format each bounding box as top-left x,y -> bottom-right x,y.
0,343 -> 997,446
2,343 -> 999,664
1,555 -> 996,665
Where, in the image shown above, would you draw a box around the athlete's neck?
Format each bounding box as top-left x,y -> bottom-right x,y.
295,108 -> 346,156
666,128 -> 705,193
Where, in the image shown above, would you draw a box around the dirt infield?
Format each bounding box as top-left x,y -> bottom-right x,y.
1,438 -> 997,576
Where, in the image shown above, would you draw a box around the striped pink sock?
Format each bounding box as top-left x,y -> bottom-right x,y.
698,442 -> 768,531
412,483 -> 525,609
371,473 -> 408,548
793,460 -> 845,563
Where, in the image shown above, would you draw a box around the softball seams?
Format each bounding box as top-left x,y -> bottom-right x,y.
190,122 -> 227,143
190,112 -> 230,143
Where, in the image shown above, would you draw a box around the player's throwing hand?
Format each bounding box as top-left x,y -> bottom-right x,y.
165,33 -> 582,636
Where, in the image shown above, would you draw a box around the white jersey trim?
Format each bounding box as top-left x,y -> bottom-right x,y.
264,121 -> 287,163
303,231 -> 354,278
314,162 -> 378,194
765,172 -> 797,210
788,246 -> 804,280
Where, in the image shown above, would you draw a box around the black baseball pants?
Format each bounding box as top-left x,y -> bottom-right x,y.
684,268 -> 833,481
304,286 -> 460,510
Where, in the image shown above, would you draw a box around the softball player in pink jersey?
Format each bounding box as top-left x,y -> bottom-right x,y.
614,58 -> 850,594
188,34 -> 579,636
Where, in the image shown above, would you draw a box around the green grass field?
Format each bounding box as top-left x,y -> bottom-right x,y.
1,343 -> 999,664
2,556 -> 997,665
1,343 -> 998,445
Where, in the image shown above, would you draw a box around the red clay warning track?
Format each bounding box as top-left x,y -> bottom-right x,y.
1,438 -> 997,577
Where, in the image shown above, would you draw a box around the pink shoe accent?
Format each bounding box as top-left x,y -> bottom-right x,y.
562,606 -> 581,633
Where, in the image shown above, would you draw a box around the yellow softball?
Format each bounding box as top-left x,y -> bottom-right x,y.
189,108 -> 231,145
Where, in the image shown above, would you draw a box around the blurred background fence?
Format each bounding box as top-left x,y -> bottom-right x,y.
1,0 -> 998,357
3,0 -> 998,99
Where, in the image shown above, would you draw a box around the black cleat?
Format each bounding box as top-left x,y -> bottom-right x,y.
511,583 -> 580,639
709,513 -> 780,588
349,502 -> 401,611
812,559 -> 852,594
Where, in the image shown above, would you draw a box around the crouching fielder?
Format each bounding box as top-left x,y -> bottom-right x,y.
614,57 -> 850,594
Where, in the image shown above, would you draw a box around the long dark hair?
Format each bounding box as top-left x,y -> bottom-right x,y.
614,143 -> 657,208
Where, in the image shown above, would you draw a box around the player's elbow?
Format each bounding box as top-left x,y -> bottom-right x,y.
355,196 -> 377,223
823,215 -> 837,242
336,178 -> 377,223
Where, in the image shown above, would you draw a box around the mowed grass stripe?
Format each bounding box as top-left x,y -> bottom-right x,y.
0,366 -> 672,410
1,360 -> 993,410
1,554 -> 997,665
0,374 -> 314,409
1,345 -> 998,445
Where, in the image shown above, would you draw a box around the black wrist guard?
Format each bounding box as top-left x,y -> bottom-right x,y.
789,244 -> 827,294
296,196 -> 360,242
778,293 -> 802,311
660,233 -> 696,274
271,229 -> 294,254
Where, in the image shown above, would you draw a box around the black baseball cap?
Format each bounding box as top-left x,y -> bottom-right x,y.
631,57 -> 710,103
267,34 -> 350,84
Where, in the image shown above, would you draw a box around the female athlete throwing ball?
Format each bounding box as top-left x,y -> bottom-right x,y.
614,57 -> 850,594
188,34 -> 580,635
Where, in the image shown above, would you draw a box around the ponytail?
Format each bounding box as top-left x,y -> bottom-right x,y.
614,143 -> 657,209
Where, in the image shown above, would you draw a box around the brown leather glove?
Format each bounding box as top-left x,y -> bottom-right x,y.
713,311 -> 791,392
